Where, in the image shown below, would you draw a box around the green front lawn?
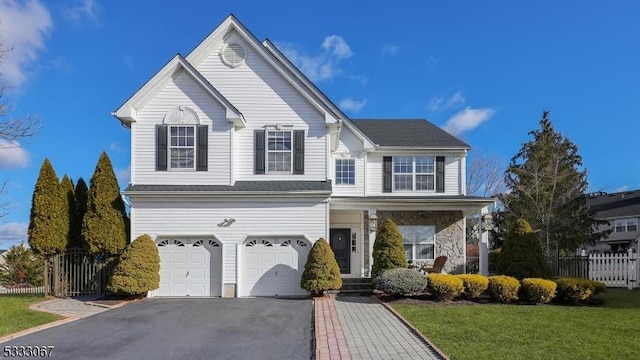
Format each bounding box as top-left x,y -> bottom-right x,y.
392,289 -> 640,360
0,294 -> 63,337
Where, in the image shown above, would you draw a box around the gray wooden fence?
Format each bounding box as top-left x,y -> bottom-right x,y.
45,250 -> 118,297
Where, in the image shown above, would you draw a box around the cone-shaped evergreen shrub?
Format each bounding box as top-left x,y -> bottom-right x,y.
0,243 -> 44,287
371,218 -> 407,279
300,238 -> 342,296
107,234 -> 160,295
496,218 -> 550,279
82,152 -> 129,255
61,175 -> 81,249
74,178 -> 89,249
28,158 -> 67,255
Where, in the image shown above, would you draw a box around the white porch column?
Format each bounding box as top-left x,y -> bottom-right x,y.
368,208 -> 377,277
479,206 -> 490,276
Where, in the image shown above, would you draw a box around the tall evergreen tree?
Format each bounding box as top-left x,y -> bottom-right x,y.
75,177 -> 89,247
28,158 -> 67,255
61,175 -> 81,249
82,152 -> 129,255
501,110 -> 605,257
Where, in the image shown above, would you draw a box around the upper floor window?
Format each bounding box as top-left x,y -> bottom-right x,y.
169,126 -> 195,169
335,159 -> 355,185
398,225 -> 435,261
614,218 -> 638,232
393,156 -> 435,191
267,131 -> 292,173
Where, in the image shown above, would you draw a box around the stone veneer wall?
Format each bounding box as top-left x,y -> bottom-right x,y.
377,211 -> 465,273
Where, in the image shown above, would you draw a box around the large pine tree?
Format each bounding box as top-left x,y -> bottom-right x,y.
501,111 -> 604,257
75,177 -> 89,247
82,152 -> 129,255
28,159 -> 67,255
61,175 -> 81,249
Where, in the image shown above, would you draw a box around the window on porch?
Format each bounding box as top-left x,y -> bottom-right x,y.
398,225 -> 435,261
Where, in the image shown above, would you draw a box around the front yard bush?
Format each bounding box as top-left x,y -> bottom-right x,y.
107,234 -> 160,295
488,275 -> 520,303
301,238 -> 342,296
375,268 -> 428,296
520,278 -> 557,304
455,274 -> 489,299
496,219 -> 550,279
554,277 -> 605,304
371,218 -> 407,279
428,274 -> 464,301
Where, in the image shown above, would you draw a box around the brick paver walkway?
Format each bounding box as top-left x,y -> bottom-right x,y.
315,298 -> 351,359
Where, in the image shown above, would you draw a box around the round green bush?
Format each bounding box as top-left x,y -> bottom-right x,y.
554,277 -> 605,304
488,275 -> 520,303
427,273 -> 464,301
107,234 -> 160,295
520,278 -> 557,304
375,268 -> 428,296
300,238 -> 342,296
496,219 -> 550,279
456,274 -> 489,299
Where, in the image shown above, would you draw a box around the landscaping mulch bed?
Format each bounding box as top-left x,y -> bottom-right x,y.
88,294 -> 145,307
377,293 -> 494,307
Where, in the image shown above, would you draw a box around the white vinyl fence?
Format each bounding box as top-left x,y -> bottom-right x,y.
0,286 -> 46,295
588,251 -> 638,289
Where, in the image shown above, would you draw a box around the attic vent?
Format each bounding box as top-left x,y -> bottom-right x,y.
221,43 -> 246,67
163,106 -> 200,124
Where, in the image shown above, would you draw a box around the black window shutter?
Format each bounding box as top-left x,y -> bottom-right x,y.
156,125 -> 168,171
293,130 -> 305,175
436,156 -> 445,193
254,130 -> 265,174
383,156 -> 392,193
196,125 -> 208,171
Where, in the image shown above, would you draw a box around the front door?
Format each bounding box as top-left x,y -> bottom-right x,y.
330,229 -> 350,274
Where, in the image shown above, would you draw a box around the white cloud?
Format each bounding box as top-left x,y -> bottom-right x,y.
339,98 -> 367,113
123,54 -> 133,70
443,107 -> 495,136
0,140 -> 29,169
116,165 -> 131,184
429,91 -> 466,111
109,142 -> 122,152
276,35 -> 353,82
64,0 -> 100,23
382,44 -> 399,56
0,0 -> 53,87
613,185 -> 630,193
0,222 -> 28,249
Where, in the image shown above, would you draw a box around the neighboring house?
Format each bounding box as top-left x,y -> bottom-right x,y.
113,15 -> 493,298
0,249 -> 6,266
586,190 -> 640,253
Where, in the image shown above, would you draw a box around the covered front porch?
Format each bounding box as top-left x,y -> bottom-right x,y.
328,196 -> 494,278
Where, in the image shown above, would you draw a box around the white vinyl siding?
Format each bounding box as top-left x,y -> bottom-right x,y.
331,127 -> 365,196
130,197 -> 327,285
132,69 -> 232,185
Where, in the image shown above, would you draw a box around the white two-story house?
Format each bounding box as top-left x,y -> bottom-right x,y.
113,15 -> 493,298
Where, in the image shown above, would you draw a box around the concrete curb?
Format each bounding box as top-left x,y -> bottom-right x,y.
374,296 -> 451,360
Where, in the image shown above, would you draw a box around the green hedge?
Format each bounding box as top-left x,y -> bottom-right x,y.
488,275 -> 520,303
455,274 -> 489,299
520,278 -> 557,304
554,277 -> 605,304
428,274 -> 464,301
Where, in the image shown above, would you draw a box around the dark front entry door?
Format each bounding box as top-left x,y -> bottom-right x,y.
330,229 -> 350,274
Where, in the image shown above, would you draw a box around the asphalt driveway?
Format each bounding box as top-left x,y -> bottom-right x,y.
2,298 -> 312,360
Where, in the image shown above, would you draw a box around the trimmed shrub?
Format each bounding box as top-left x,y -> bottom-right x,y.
375,268 -> 428,296
554,277 -> 605,304
520,278 -> 557,304
488,275 -> 520,303
107,234 -> 160,295
496,219 -> 550,279
427,274 -> 464,301
488,249 -> 501,274
0,243 -> 44,287
301,238 -> 342,296
371,218 -> 408,279
456,274 -> 489,299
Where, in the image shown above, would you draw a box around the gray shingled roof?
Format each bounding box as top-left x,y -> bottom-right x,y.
351,119 -> 470,148
124,181 -> 332,193
588,190 -> 640,218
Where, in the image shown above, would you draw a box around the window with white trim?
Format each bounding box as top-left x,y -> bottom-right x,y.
169,125 -> 195,169
398,225 -> 435,261
614,218 -> 638,232
393,156 -> 435,191
267,130 -> 292,173
335,159 -> 355,185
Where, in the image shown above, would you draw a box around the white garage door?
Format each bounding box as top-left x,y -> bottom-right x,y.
241,238 -> 310,297
156,239 -> 222,297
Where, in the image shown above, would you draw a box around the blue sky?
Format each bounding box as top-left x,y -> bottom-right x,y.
0,0 -> 639,249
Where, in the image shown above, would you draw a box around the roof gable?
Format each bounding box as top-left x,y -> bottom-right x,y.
351,119 -> 470,149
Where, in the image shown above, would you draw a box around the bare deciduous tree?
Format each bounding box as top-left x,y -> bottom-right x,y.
466,151 -> 506,197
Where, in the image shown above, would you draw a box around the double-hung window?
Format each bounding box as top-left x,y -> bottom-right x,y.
335,159 -> 355,185
393,156 -> 435,191
615,218 -> 638,232
398,225 -> 435,261
267,130 -> 292,173
169,125 -> 195,169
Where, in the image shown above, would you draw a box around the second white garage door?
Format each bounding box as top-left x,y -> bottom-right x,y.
156,239 -> 222,297
241,238 -> 311,297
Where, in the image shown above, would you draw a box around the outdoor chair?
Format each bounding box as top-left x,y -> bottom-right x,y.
424,256 -> 448,274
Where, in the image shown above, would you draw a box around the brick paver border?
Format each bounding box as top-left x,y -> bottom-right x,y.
315,297 -> 351,360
